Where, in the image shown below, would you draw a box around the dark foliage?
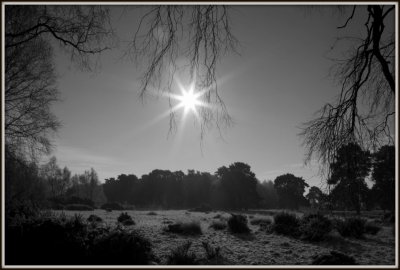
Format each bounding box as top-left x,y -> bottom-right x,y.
274,174 -> 309,210
167,241 -> 198,265
64,204 -> 94,211
335,217 -> 366,238
147,211 -> 157,215
6,214 -> 88,264
227,214 -> 250,234
117,212 -> 135,226
101,202 -> 124,210
300,213 -> 332,241
6,213 -> 154,265
87,214 -> 103,223
273,212 -> 300,237
89,229 -> 153,265
165,221 -> 202,235
312,251 -> 357,265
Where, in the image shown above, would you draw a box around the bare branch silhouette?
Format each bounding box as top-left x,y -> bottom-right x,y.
300,5 -> 395,175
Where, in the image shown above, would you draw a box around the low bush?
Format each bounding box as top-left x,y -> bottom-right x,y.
167,241 -> 198,265
6,213 -> 154,265
364,221 -> 381,235
101,202 -> 124,211
117,212 -> 135,226
209,220 -> 227,230
335,217 -> 366,238
89,229 -> 153,264
87,214 -> 103,223
6,214 -> 88,264
273,212 -> 300,237
147,211 -> 157,215
300,213 -> 332,241
312,251 -> 357,265
227,214 -> 250,234
64,204 -> 94,211
165,221 -> 202,235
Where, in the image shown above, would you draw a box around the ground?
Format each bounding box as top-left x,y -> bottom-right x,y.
56,209 -> 396,265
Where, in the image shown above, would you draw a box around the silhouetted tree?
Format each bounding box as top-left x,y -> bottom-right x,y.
301,5 -> 395,175
274,174 -> 309,210
328,143 -> 371,214
306,186 -> 327,210
216,162 -> 260,210
103,174 -> 138,204
371,145 -> 395,212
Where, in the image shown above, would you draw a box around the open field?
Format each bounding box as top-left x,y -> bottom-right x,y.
56,209 -> 396,265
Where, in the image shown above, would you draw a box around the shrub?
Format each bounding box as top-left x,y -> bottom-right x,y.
64,204 -> 94,211
312,251 -> 357,265
89,229 -> 153,264
364,221 -> 381,235
227,214 -> 250,234
300,213 -> 332,241
273,212 -> 300,237
87,214 -> 103,223
209,220 -> 227,230
101,202 -> 124,211
165,221 -> 202,235
117,212 -> 135,226
167,241 -> 198,265
6,214 -> 88,264
147,211 -> 157,215
335,217 -> 366,238
213,214 -> 222,219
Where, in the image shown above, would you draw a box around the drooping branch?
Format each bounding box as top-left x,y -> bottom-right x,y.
126,5 -> 238,136
301,5 -> 395,175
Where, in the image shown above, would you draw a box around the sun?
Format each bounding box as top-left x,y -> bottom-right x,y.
176,85 -> 201,112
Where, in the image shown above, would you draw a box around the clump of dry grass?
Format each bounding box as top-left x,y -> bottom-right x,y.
165,221 -> 202,235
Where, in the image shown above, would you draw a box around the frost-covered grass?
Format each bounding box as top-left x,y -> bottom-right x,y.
53,209 -> 395,265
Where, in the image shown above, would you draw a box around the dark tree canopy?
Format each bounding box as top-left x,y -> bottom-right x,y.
371,145 -> 395,211
274,173 -> 309,210
216,162 -> 260,210
328,143 -> 371,214
306,186 -> 327,209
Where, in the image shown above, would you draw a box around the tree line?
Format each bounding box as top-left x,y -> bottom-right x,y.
6,143 -> 394,213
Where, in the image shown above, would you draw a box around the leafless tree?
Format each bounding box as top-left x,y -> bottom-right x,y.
5,37 -> 60,159
126,6 -> 238,137
5,5 -> 113,160
300,5 -> 395,177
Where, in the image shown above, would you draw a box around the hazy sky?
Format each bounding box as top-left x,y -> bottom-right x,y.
50,5 -> 378,189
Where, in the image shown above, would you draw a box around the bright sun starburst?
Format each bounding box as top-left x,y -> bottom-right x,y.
176,85 -> 201,112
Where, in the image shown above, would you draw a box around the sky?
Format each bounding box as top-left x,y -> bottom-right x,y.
49,5 -> 379,189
